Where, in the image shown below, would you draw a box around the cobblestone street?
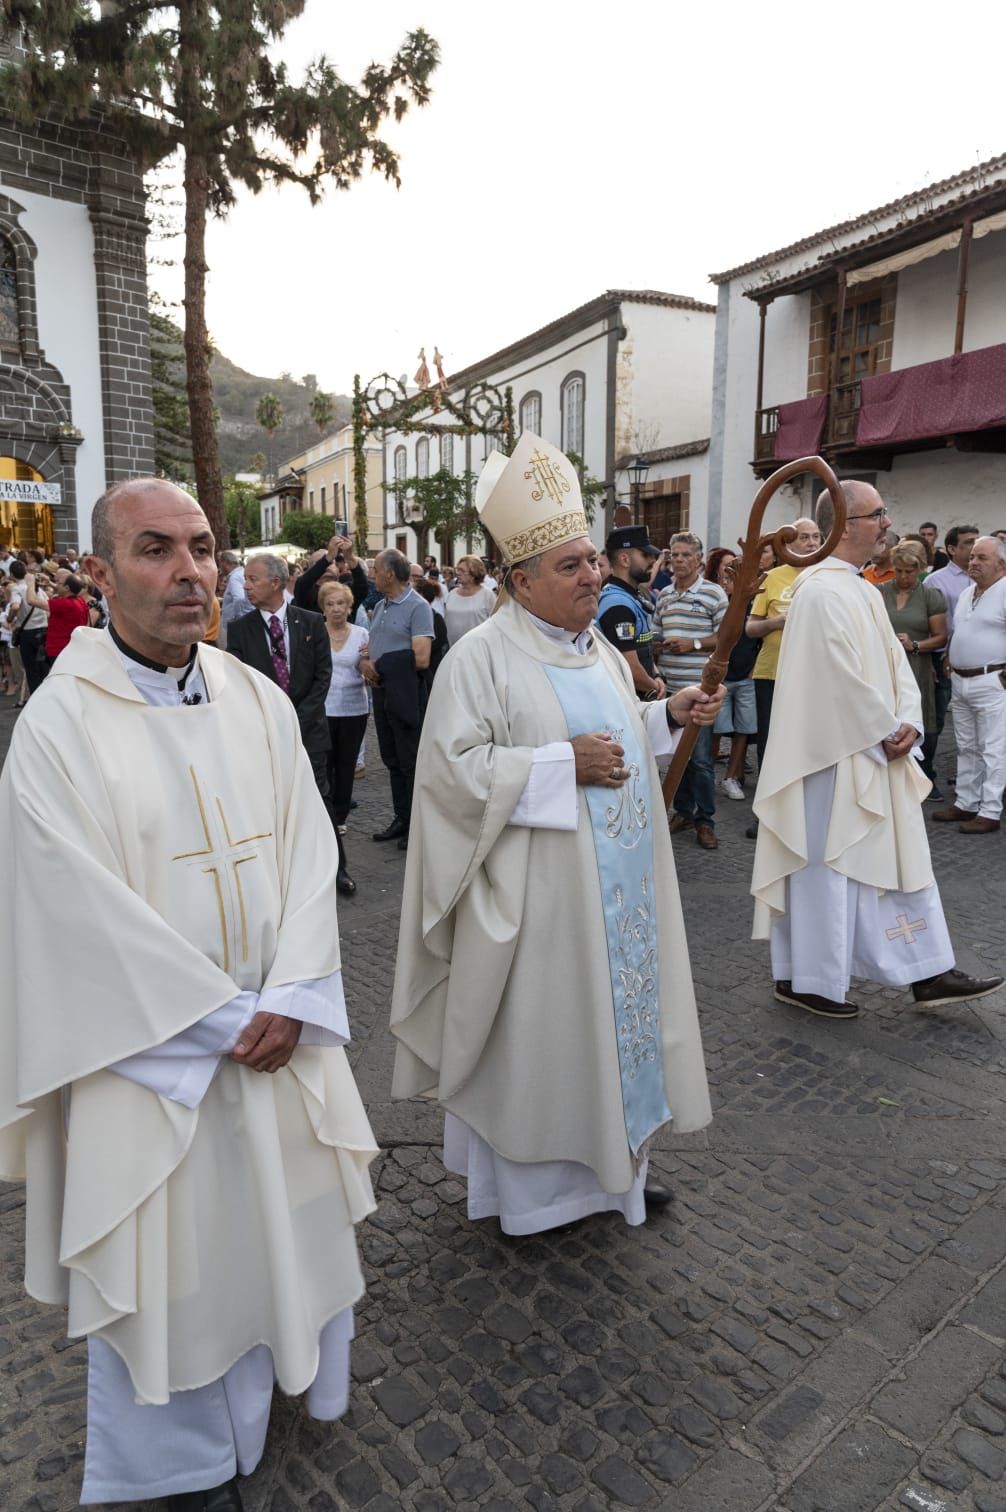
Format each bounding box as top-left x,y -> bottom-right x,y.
2,704 -> 1005,1512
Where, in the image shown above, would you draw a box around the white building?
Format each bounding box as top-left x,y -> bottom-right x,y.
0,39 -> 153,552
379,289 -> 715,562
705,154 -> 1006,549
258,424 -> 384,551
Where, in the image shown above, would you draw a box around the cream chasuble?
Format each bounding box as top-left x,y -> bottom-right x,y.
0,629 -> 377,1406
751,559 -> 936,940
390,598 -> 711,1199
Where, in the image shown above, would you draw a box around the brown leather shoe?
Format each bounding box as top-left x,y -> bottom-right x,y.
668,814 -> 694,834
931,805 -> 978,822
695,823 -> 718,850
959,816 -> 1001,834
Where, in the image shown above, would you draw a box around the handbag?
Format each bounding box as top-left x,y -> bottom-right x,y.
10,597 -> 31,649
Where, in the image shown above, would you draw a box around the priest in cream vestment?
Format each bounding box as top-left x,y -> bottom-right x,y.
391,434 -> 716,1235
0,480 -> 377,1510
752,479 -> 1001,1020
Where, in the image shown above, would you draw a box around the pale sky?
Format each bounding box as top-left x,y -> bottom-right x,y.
150,0 -> 1005,396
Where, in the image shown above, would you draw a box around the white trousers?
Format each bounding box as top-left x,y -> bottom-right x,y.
951,671 -> 1006,820
80,1308 -> 354,1504
771,767 -> 955,1002
442,1112 -> 647,1236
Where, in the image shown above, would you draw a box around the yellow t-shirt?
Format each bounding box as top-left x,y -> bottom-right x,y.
751,563 -> 799,680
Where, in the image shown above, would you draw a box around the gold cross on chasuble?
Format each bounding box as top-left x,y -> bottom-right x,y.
885,912 -> 928,946
172,765 -> 273,974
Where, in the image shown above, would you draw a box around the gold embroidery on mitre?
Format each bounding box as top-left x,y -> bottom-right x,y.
524,448 -> 572,509
502,509 -> 589,564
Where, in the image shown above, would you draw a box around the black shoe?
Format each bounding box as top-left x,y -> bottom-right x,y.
745,819 -> 759,839
168,1478 -> 244,1512
643,1185 -> 673,1209
349,798 -> 359,809
397,833 -> 409,851
774,980 -> 859,1019
335,831 -> 356,896
911,969 -> 1003,1007
373,819 -> 406,842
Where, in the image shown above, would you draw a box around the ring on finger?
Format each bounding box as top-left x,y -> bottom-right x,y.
609,764 -> 621,780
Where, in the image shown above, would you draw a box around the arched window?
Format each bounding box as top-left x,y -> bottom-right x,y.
0,238 -> 19,351
560,373 -> 584,459
416,436 -> 430,479
519,391 -> 542,435
440,432 -> 454,472
393,444 -> 407,507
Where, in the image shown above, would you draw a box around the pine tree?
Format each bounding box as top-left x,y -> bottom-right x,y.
1,2 -> 439,547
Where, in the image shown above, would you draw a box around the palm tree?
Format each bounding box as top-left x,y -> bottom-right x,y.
309,390 -> 334,437
256,393 -> 284,480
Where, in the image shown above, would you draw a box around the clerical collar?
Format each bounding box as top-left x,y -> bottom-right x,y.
525,608 -> 594,656
108,623 -> 204,700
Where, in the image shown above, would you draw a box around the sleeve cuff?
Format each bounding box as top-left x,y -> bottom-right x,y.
106,991 -> 259,1108
258,967 -> 351,1047
643,700 -> 685,759
508,742 -> 579,831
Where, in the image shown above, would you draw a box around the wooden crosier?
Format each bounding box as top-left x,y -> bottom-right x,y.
659,455 -> 847,809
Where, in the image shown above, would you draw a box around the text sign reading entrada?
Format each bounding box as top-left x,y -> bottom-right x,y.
0,480 -> 61,505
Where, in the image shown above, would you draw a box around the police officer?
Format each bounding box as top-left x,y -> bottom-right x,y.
597,525 -> 665,700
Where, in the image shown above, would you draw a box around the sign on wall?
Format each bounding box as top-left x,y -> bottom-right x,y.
0,480 -> 61,505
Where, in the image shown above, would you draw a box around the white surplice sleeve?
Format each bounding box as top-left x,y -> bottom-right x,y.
507,742 -> 578,831
107,969 -> 350,1108
506,707 -> 684,832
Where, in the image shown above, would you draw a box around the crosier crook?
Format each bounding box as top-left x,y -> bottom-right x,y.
660,454 -> 847,809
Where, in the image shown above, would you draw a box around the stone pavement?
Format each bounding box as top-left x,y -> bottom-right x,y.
2,698 -> 1005,1512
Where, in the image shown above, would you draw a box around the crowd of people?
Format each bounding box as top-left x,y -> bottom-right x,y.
594,513 -> 1006,845
2,448 -> 1005,1512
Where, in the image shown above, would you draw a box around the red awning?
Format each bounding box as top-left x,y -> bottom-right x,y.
857,342 -> 1006,448
774,395 -> 827,461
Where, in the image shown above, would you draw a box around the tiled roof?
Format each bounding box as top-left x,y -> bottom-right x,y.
442,289 -> 715,392
709,152 -> 1006,284
616,439 -> 710,468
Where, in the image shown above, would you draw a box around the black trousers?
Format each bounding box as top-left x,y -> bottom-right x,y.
754,677 -> 775,772
307,747 -> 339,832
372,687 -> 422,828
327,713 -> 368,825
19,627 -> 49,694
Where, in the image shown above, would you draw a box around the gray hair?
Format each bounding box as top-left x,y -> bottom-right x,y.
376,548 -> 411,584
977,535 -> 1006,566
670,531 -> 703,555
252,553 -> 289,587
219,550 -> 241,568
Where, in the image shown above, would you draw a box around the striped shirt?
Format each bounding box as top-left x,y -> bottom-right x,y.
655,576 -> 727,689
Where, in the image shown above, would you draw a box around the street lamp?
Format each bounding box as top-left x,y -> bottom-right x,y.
627,456 -> 650,525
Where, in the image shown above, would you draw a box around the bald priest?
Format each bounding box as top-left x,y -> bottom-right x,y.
0,479 -> 377,1510
390,433 -> 718,1235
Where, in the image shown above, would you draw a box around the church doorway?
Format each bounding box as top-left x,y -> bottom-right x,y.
0,457 -> 54,553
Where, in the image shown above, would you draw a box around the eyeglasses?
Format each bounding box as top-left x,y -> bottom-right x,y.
846,508 -> 889,522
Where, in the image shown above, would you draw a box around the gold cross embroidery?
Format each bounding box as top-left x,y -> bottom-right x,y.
524,449 -> 571,509
172,766 -> 272,974
885,913 -> 928,946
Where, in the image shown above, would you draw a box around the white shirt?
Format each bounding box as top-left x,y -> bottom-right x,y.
950,578 -> 1006,671
325,621 -> 369,717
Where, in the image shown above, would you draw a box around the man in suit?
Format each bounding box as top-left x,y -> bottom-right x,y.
228,553 -> 355,896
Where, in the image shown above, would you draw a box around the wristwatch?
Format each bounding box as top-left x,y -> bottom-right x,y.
693,638 -> 702,652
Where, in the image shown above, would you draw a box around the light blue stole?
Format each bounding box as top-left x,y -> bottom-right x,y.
544,660 -> 671,1158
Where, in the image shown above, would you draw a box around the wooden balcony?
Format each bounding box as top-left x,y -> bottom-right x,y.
753,342 -> 1006,475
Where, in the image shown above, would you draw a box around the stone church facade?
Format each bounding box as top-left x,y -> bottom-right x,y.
0,56 -> 153,553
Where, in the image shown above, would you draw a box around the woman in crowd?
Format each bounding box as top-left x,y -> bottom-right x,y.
879,539 -> 947,796
414,577 -> 449,680
9,563 -> 49,699
444,554 -> 496,645
705,547 -> 758,800
45,573 -> 90,663
319,579 -> 370,897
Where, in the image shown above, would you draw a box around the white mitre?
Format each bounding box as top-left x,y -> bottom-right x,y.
476,431 -> 588,565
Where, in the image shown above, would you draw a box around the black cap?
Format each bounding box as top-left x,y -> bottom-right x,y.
605,524 -> 659,559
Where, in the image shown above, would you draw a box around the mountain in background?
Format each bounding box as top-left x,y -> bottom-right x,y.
151,313 -> 353,479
